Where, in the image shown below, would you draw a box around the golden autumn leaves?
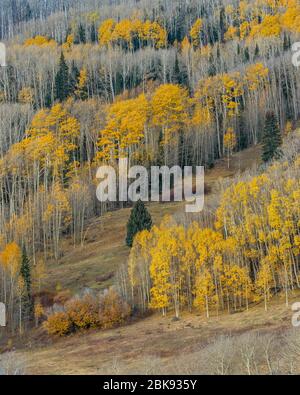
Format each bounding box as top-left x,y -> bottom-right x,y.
187,0 -> 299,50
2,103 -> 80,178
21,0 -> 300,51
96,62 -> 269,163
98,19 -> 167,49
127,151 -> 300,317
223,0 -> 300,42
23,18 -> 168,51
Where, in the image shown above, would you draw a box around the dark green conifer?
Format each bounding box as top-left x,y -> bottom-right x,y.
262,111 -> 282,162
126,200 -> 152,248
55,52 -> 70,102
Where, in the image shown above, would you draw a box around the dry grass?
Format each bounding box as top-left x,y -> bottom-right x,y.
16,290 -> 299,375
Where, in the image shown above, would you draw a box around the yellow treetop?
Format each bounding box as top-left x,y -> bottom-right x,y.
190,19 -> 203,48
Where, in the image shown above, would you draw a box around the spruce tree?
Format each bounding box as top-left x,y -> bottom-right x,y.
90,24 -> 97,43
173,55 -> 188,86
20,247 -> 33,320
20,247 -> 31,295
78,23 -> 86,43
55,52 -> 70,102
126,200 -> 152,247
244,47 -> 250,62
283,32 -> 291,51
173,55 -> 181,85
219,7 -> 226,43
69,61 -> 80,96
262,111 -> 282,162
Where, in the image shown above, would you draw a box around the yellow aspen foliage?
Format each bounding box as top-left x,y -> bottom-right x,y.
98,19 -> 116,47
281,4 -> 300,33
24,35 -> 56,47
97,94 -> 149,161
240,21 -> 251,39
181,36 -> 192,54
98,19 -> 167,49
267,190 -> 282,230
223,127 -> 237,168
131,19 -> 144,40
149,232 -> 173,314
148,221 -> 187,317
221,72 -> 243,117
112,19 -> 135,47
62,34 -> 74,51
245,63 -> 269,91
18,87 -> 34,104
221,265 -> 253,311
142,20 -> 167,48
284,121 -> 293,135
192,103 -> 212,128
190,19 -> 203,48
255,260 -> 274,311
194,268 -> 215,318
0,242 -> 21,277
225,26 -> 238,41
151,84 -> 190,145
239,0 -> 249,20
250,15 -> 282,38
75,68 -> 88,100
126,132 -> 300,317
8,103 -> 81,178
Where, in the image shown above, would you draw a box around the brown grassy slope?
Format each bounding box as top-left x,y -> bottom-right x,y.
42,144 -> 261,294
19,290 -> 298,375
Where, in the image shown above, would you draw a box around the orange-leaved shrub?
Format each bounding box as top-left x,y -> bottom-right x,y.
99,289 -> 131,329
44,289 -> 131,336
66,294 -> 99,329
44,312 -> 73,336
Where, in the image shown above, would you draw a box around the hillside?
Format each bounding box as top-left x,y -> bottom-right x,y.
0,0 -> 300,377
41,144 -> 261,294
3,144 -> 276,375
12,291 -> 300,375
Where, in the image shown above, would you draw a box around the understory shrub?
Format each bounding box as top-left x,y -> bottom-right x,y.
99,289 -> 131,329
44,312 -> 73,337
66,294 -> 100,329
44,289 -> 131,336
